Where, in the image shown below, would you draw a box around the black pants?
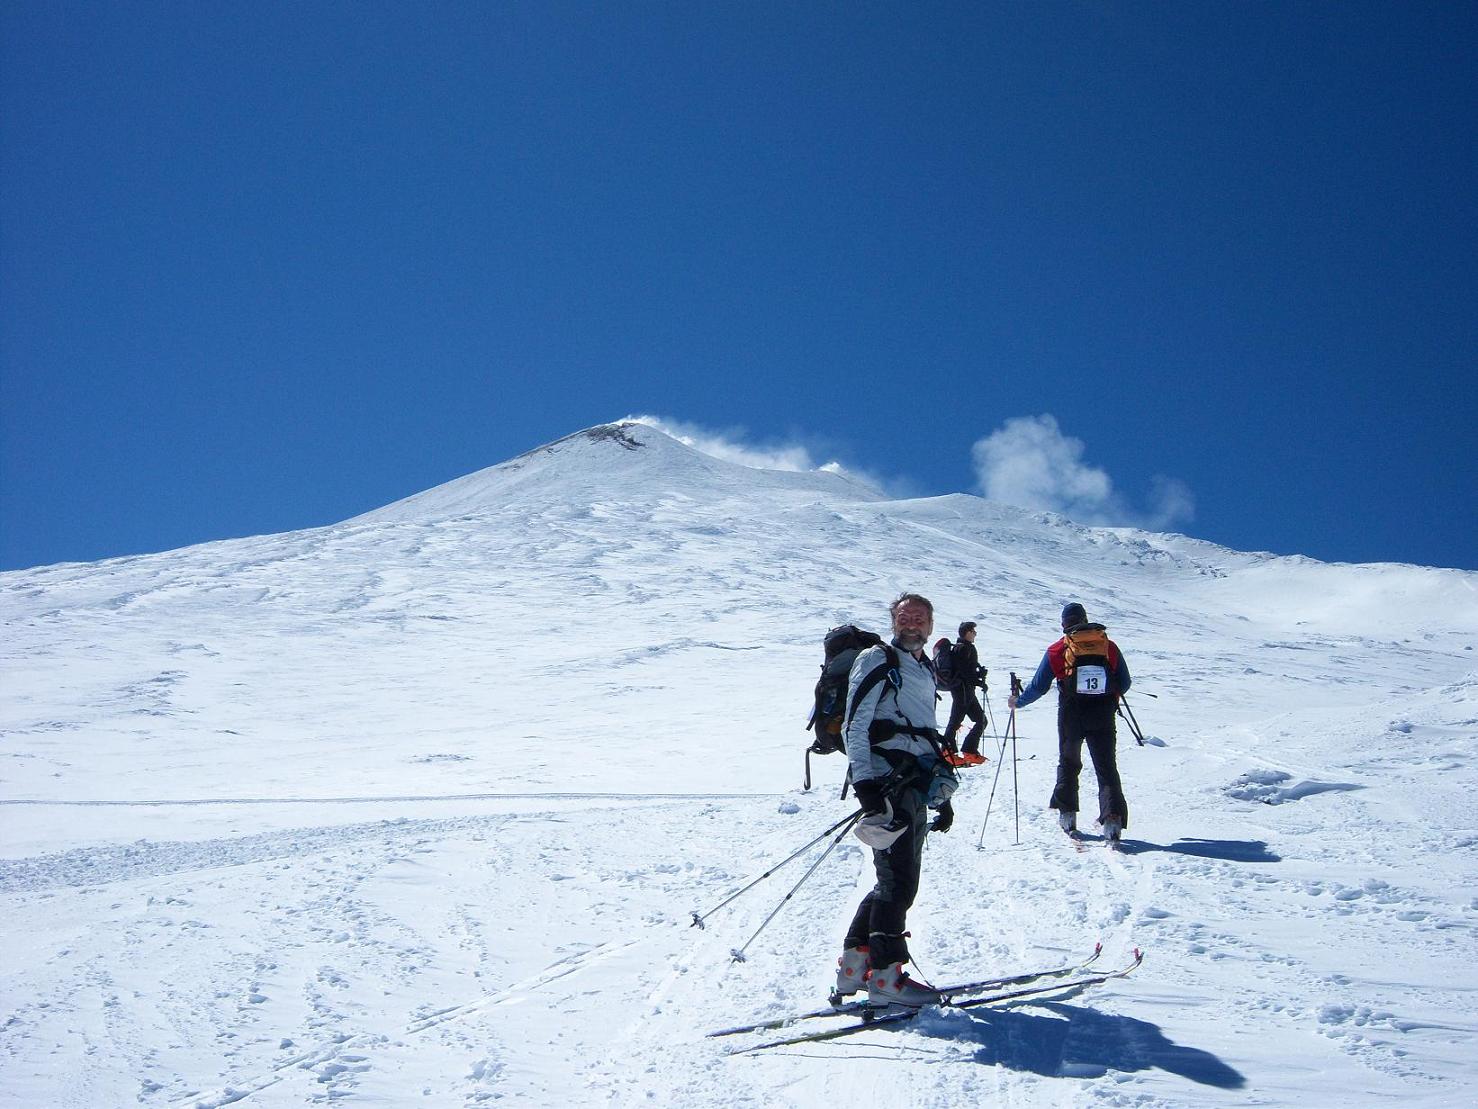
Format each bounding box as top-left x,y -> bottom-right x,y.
843,783 -> 929,968
1049,714 -> 1128,828
944,689 -> 984,754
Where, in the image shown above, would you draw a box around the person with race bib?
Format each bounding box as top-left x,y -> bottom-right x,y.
1008,602 -> 1132,842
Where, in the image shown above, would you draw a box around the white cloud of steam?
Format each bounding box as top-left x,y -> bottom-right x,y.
972,414 -> 1195,531
625,415 -> 903,497
625,415 -> 829,473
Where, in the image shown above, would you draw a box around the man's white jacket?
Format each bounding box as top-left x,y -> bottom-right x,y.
843,640 -> 940,786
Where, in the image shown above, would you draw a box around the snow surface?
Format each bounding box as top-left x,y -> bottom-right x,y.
2,420 -> 1476,1107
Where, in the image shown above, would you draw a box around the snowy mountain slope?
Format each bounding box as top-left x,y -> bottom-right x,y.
348,422 -> 885,525
1,420 -> 1475,1107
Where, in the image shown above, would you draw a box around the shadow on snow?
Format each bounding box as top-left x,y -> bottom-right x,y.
938,1000 -> 1247,1089
1116,837 -> 1281,863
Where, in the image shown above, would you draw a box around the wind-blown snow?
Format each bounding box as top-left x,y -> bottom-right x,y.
2,421 -> 1475,1107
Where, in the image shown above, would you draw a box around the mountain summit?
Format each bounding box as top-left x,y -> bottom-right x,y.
351,421 -> 882,525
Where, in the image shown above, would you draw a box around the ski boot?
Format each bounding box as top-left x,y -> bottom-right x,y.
866,962 -> 941,1009
830,945 -> 870,1005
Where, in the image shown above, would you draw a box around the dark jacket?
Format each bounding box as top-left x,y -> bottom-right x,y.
952,638 -> 980,691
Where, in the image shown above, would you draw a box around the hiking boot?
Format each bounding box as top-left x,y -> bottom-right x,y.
833,945 -> 870,1000
1102,818 -> 1123,842
942,750 -> 968,768
1057,810 -> 1077,834
959,751 -> 986,766
867,962 -> 941,1008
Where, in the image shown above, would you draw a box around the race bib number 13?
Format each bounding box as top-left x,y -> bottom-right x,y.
1075,665 -> 1108,695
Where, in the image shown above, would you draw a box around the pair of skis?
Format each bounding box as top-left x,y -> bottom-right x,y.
710,945 -> 1142,1052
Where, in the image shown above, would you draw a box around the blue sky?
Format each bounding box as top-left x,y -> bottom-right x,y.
3,2 -> 1474,572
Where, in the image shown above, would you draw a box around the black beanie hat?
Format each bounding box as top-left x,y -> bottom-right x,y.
1061,602 -> 1087,629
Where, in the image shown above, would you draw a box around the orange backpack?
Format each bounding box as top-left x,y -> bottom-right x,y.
1062,625 -> 1114,698
1063,626 -> 1109,675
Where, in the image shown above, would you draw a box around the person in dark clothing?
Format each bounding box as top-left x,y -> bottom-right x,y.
943,621 -> 987,766
1008,602 -> 1132,841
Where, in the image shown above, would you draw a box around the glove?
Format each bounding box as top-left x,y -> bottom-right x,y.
852,778 -> 888,816
930,800 -> 954,834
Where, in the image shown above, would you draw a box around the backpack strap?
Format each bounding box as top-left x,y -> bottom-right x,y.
843,646 -> 901,736
869,719 -> 942,742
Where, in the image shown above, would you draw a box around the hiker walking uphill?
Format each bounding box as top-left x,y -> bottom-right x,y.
1009,602 -> 1132,842
834,593 -> 957,1009
940,621 -> 987,766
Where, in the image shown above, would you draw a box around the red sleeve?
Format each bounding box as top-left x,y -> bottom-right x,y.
1046,638 -> 1069,679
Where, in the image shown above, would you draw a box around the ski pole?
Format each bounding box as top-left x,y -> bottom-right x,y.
981,681 -> 1001,749
691,809 -> 863,929
975,719 -> 1011,847
1009,672 -> 1023,845
729,811 -> 863,962
976,686 -> 1012,848
1118,697 -> 1147,746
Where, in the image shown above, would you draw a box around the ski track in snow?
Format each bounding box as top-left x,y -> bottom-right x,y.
171,939 -> 636,1109
3,798 -> 780,1107
3,424 -> 1477,1106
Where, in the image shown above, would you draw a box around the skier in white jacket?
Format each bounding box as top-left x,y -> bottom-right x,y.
832,592 -> 955,1009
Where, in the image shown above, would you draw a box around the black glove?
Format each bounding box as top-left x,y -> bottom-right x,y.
930,800 -> 954,833
852,778 -> 888,816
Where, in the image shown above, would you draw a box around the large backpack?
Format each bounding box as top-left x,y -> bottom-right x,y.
931,637 -> 959,691
804,624 -> 883,789
1060,623 -> 1118,722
